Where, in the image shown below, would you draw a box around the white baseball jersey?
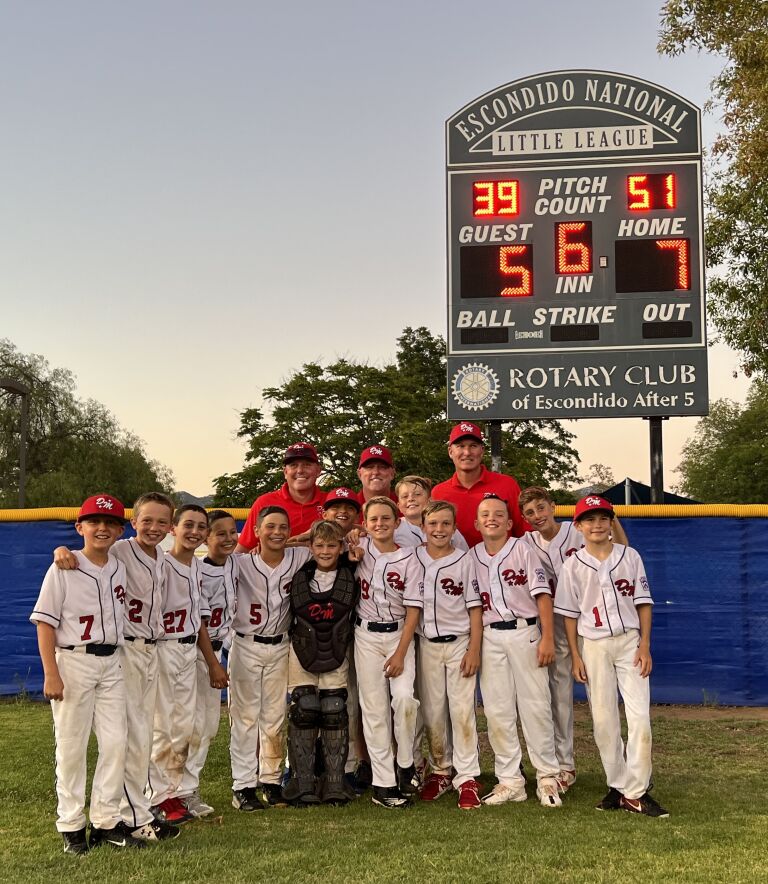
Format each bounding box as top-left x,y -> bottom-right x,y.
232,547 -> 311,636
200,555 -> 238,641
470,537 -> 550,625
31,550 -> 127,647
355,538 -> 418,622
394,521 -> 469,551
524,521 -> 583,593
160,554 -> 203,640
404,547 -> 482,639
554,544 -> 653,639
111,538 -> 165,640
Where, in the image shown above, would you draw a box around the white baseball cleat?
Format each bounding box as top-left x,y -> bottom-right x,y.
537,781 -> 563,808
481,782 -> 527,805
557,769 -> 577,792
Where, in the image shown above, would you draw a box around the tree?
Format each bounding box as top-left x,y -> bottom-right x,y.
213,327 -> 579,505
0,339 -> 174,507
579,463 -> 616,493
674,379 -> 768,501
659,1 -> 768,375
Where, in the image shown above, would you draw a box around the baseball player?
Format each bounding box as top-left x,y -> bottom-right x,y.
404,500 -> 484,811
555,495 -> 668,817
283,520 -> 359,806
394,475 -> 468,550
149,505 -> 227,822
520,486 -> 629,792
31,494 -> 145,853
179,510 -> 238,817
471,494 -> 562,808
229,505 -> 311,811
348,497 -> 420,809
53,491 -> 180,840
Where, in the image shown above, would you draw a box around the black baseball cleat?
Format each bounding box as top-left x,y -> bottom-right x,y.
396,763 -> 419,796
62,827 -> 89,855
621,792 -> 670,818
131,818 -> 181,841
261,782 -> 289,808
232,787 -> 265,811
595,787 -> 623,811
88,821 -> 146,849
372,786 -> 409,809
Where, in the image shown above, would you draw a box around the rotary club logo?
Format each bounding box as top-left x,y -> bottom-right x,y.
451,363 -> 500,412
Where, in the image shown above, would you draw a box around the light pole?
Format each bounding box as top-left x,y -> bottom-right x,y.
0,378 -> 30,507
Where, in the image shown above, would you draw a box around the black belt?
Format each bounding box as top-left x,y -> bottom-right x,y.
125,636 -> 157,644
163,635 -> 197,644
490,617 -> 538,630
427,634 -> 457,643
354,616 -> 399,633
61,644 -> 117,656
210,640 -> 223,651
236,632 -> 284,645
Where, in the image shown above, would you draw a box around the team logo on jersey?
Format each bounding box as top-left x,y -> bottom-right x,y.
386,571 -> 405,592
450,363 -> 500,413
308,602 -> 335,621
441,577 -> 464,596
534,567 -> 546,585
95,496 -> 114,510
640,575 -> 649,593
615,578 -> 635,597
502,568 -> 528,587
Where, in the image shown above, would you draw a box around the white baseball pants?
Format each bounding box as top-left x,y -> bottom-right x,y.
148,640 -> 197,805
180,647 -> 223,797
354,623 -> 419,788
582,630 -> 652,801
228,634 -> 290,790
418,635 -> 480,789
480,623 -> 559,787
550,614 -> 575,770
51,649 -> 126,832
120,639 -> 158,828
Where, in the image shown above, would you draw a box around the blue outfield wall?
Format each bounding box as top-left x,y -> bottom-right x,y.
1,517 -> 767,704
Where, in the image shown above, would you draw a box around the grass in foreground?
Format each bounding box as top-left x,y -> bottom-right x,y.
0,702 -> 766,884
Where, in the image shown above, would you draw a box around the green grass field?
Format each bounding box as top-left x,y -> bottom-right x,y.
1,701 -> 766,884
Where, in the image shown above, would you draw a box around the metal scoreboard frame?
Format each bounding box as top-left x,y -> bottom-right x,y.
446,70 -> 709,421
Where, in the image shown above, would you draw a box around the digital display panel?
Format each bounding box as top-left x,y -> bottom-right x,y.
460,244 -> 533,298
473,180 -> 520,217
615,239 -> 690,292
555,221 -> 592,274
627,173 -> 676,210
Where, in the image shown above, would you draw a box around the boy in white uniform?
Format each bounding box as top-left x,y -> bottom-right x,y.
53,491 -> 180,838
179,510 -> 238,817
471,494 -> 562,808
394,475 -> 468,550
229,505 -> 311,811
520,486 -> 628,792
150,505 -> 227,822
555,495 -> 669,817
404,500 -> 484,811
32,494 -> 144,853
348,497 -> 420,808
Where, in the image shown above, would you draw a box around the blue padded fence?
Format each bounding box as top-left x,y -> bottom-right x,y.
2,515 -> 767,704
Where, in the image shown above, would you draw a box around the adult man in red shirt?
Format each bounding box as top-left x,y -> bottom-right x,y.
235,442 -> 326,552
355,445 -> 399,506
431,422 -> 529,548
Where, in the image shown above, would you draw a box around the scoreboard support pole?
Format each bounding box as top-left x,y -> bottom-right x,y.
647,416 -> 666,504
489,420 -> 503,473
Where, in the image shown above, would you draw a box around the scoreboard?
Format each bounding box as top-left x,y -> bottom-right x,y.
446,71 -> 709,420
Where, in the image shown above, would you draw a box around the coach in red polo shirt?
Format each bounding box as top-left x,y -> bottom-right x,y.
431,422 -> 529,547
235,442 -> 326,552
355,445 -> 399,506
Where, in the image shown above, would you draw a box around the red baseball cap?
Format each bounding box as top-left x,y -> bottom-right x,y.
449,422 -> 484,445
283,442 -> 319,464
323,487 -> 361,511
573,495 -> 614,521
358,445 -> 394,468
77,494 -> 127,523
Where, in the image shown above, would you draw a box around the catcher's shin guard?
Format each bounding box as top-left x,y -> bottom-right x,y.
318,689 -> 353,803
283,686 -> 321,805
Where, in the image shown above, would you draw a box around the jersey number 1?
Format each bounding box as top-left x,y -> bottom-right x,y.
592,606 -> 603,627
